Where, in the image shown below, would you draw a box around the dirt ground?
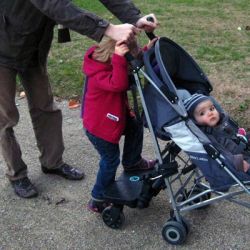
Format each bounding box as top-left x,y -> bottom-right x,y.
0,98 -> 249,250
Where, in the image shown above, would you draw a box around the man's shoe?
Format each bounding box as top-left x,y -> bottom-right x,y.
41,163 -> 85,180
11,177 -> 38,198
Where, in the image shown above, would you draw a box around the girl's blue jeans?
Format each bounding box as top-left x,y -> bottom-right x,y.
86,117 -> 143,200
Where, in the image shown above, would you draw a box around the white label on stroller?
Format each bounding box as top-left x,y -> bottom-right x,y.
190,155 -> 208,162
106,113 -> 119,122
163,121 -> 206,154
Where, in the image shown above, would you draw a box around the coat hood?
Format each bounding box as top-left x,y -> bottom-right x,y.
83,46 -> 112,77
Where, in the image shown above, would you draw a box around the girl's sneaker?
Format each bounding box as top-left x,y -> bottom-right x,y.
87,199 -> 111,213
123,158 -> 156,172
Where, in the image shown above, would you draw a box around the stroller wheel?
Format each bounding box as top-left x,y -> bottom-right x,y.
162,220 -> 187,245
168,215 -> 190,235
102,206 -> 125,229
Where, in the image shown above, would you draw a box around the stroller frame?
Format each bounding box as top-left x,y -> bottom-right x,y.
101,37 -> 250,245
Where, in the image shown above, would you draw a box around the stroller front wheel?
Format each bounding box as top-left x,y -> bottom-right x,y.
162,220 -> 187,245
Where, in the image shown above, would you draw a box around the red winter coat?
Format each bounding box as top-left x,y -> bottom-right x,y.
82,46 -> 130,144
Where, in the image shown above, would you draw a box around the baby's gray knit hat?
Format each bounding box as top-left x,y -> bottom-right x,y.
183,93 -> 210,116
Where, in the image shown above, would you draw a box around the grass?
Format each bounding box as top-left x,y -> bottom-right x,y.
43,0 -> 249,127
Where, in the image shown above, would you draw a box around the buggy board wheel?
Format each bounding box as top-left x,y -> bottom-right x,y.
187,187 -> 211,210
162,220 -> 187,245
102,207 -> 125,229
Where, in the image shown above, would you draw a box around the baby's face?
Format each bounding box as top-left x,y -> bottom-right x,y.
194,99 -> 220,127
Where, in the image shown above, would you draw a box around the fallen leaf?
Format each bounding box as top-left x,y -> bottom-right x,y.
19,91 -> 26,98
68,99 -> 80,109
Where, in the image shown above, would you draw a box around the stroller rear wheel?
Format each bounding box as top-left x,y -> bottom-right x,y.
162,220 -> 187,245
102,206 -> 125,229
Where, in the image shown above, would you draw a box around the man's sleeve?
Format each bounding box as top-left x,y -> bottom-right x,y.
30,0 -> 109,41
99,0 -> 141,24
30,0 -> 141,42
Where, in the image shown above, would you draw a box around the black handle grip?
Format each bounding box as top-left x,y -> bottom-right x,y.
146,32 -> 156,40
146,16 -> 154,22
125,52 -> 134,62
145,16 -> 156,40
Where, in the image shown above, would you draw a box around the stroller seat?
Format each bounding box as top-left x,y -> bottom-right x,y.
142,37 -> 250,190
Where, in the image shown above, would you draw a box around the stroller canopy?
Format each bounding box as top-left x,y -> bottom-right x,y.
143,37 -> 213,130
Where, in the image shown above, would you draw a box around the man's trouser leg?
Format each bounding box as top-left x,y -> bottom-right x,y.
19,65 -> 64,170
0,66 -> 27,180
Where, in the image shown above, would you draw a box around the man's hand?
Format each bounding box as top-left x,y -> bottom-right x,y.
104,23 -> 140,43
136,14 -> 159,32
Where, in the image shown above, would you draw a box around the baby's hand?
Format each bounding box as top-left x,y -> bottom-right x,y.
115,41 -> 129,56
243,160 -> 250,172
238,127 -> 246,136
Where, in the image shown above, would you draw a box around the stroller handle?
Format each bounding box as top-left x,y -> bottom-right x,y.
125,16 -> 157,63
124,52 -> 143,72
124,52 -> 134,62
145,16 -> 157,40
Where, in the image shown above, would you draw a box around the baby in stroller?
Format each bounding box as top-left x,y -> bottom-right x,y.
183,93 -> 250,175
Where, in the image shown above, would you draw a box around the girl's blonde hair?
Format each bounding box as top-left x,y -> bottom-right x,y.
92,37 -> 116,63
92,36 -> 141,63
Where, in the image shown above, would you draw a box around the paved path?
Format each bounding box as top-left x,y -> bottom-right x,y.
0,98 -> 249,250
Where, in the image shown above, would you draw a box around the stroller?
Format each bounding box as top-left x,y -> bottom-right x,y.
100,36 -> 250,245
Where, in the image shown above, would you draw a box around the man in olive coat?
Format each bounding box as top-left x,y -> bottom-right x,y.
0,0 -> 158,198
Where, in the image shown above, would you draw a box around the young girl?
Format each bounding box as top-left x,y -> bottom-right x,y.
82,37 -> 157,213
